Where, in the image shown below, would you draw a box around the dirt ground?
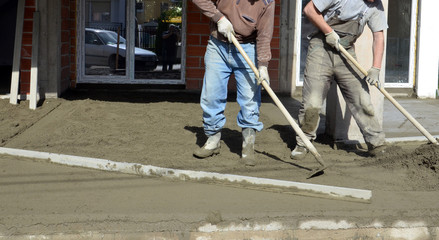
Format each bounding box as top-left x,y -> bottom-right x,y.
1,89 -> 439,191
1,89 -> 439,233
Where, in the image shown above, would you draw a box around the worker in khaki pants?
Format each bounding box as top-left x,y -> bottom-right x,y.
292,0 -> 389,160
191,0 -> 275,166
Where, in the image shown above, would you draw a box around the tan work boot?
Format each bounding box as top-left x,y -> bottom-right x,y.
242,128 -> 256,166
193,132 -> 221,158
291,145 -> 309,160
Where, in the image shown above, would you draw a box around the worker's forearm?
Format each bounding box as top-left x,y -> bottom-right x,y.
372,31 -> 385,69
303,1 -> 332,34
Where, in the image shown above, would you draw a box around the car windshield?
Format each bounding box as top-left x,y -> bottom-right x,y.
97,31 -> 126,45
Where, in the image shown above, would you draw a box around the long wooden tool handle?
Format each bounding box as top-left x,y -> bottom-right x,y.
231,36 -> 327,167
339,45 -> 438,145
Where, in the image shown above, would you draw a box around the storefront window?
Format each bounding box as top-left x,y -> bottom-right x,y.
79,0 -> 184,84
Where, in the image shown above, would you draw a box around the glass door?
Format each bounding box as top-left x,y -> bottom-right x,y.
78,0 -> 184,84
83,0 -> 128,80
384,0 -> 415,88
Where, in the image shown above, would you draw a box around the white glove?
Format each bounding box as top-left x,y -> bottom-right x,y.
258,66 -> 269,86
366,67 -> 381,87
217,16 -> 235,43
325,30 -> 340,51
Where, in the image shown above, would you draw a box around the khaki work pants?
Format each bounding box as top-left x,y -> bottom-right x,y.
296,36 -> 385,148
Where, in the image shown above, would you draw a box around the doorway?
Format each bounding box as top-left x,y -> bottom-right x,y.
0,0 -> 18,94
77,0 -> 185,85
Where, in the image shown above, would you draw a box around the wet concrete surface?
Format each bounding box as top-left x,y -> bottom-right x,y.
0,92 -> 438,239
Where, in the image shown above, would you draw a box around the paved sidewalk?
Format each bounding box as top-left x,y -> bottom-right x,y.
382,98 -> 439,139
280,94 -> 439,141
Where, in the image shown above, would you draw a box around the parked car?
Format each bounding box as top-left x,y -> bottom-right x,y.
85,28 -> 158,71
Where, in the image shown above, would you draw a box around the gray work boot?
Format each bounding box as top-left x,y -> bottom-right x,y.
242,128 -> 256,166
367,143 -> 388,157
193,132 -> 221,158
291,145 -> 309,160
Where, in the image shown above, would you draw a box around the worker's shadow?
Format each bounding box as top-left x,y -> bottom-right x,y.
184,126 -> 242,156
262,124 -> 312,171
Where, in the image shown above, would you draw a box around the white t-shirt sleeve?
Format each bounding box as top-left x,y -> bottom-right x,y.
367,6 -> 388,32
312,0 -> 338,13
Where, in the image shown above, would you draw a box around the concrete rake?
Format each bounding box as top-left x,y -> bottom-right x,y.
230,35 -> 328,178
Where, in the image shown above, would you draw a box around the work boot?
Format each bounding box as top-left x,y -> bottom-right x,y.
242,128 -> 256,166
368,143 -> 388,157
193,132 -> 221,158
291,145 -> 309,160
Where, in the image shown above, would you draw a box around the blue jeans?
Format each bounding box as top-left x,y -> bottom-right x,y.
201,36 -> 263,137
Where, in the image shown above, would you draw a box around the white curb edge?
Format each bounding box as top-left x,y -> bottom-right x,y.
0,147 -> 372,201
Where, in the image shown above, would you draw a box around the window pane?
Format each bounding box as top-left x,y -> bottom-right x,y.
134,0 -> 182,80
84,0 -> 127,76
385,0 -> 412,84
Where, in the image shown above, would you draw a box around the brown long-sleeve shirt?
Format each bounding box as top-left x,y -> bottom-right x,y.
191,0 -> 275,67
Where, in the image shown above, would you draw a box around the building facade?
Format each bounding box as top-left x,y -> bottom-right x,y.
1,0 -> 437,99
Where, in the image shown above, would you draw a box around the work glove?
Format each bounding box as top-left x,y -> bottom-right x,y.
217,16 -> 235,43
325,30 -> 340,51
366,67 -> 381,87
258,66 -> 270,86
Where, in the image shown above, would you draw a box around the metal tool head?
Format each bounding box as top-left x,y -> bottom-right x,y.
306,166 -> 327,179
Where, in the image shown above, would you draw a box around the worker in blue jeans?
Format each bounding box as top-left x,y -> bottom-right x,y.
191,0 -> 275,166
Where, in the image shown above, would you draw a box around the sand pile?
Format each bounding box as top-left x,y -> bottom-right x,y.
363,143 -> 439,190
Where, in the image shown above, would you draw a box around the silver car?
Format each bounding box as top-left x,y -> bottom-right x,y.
85,28 -> 158,71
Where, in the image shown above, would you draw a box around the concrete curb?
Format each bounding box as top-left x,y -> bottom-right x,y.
0,147 -> 371,202
1,226 -> 438,239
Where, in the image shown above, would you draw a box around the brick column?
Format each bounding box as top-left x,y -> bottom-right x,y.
19,0 -> 36,95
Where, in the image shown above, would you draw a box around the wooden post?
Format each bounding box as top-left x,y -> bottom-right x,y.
9,0 -> 25,105
29,11 -> 40,110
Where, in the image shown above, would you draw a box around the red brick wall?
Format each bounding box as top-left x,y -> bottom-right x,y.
18,0 -> 76,95
185,0 -> 281,91
19,0 -> 36,95
61,0 -> 76,89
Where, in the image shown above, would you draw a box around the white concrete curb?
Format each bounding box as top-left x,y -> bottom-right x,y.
1,226 -> 438,240
0,147 -> 372,202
